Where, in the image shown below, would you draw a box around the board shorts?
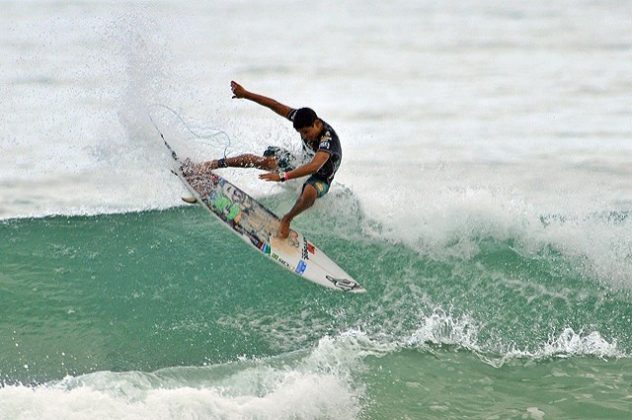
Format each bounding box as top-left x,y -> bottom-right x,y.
263,146 -> 330,199
303,175 -> 330,198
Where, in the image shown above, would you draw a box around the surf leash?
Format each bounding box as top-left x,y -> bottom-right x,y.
148,104 -> 232,160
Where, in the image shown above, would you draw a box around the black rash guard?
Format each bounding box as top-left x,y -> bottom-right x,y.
287,108 -> 342,184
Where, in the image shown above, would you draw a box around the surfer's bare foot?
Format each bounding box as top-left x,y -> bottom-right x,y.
181,158 -> 194,176
182,160 -> 219,175
278,217 -> 291,239
193,160 -> 219,173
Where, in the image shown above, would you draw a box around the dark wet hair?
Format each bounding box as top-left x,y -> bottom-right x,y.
293,107 -> 318,129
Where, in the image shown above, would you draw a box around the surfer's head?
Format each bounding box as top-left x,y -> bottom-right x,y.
293,108 -> 317,129
293,107 -> 322,140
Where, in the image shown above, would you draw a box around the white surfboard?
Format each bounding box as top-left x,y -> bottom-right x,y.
156,127 -> 365,293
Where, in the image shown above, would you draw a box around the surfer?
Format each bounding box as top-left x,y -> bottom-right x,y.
188,81 -> 342,240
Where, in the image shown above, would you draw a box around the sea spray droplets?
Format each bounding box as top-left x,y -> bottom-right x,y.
406,309 -> 482,351
401,310 -> 623,362
541,328 -> 622,359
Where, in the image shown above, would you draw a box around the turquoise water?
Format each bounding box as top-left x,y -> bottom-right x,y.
2,206 -> 632,418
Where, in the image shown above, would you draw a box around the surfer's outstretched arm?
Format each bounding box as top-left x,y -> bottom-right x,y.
231,81 -> 293,118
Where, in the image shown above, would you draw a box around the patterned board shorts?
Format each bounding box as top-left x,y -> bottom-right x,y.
263,146 -> 330,198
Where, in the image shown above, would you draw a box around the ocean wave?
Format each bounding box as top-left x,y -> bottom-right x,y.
0,333 -> 368,420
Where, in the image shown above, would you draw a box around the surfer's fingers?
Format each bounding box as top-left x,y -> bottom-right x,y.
258,173 -> 275,181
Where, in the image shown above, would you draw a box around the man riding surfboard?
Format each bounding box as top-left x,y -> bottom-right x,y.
186,81 -> 342,239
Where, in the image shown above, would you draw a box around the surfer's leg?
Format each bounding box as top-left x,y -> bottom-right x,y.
223,154 -> 277,170
198,154 -> 276,171
200,147 -> 294,173
278,184 -> 318,239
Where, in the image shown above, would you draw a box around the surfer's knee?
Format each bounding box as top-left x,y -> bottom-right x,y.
299,184 -> 318,206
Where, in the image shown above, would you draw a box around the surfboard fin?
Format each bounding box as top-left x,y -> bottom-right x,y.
325,275 -> 363,292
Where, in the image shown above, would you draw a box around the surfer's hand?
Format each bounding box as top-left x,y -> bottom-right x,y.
259,172 -> 281,182
231,81 -> 248,99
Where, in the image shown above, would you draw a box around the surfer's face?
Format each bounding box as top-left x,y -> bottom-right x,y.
296,120 -> 322,142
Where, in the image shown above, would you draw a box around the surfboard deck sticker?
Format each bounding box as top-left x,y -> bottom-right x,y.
155,127 -> 365,293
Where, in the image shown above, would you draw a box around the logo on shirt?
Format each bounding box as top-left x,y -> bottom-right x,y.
319,130 -> 332,150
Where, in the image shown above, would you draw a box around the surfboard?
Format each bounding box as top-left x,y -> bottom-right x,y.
154,126 -> 365,293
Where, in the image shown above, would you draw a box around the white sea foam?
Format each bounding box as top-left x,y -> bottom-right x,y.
349,158 -> 632,289
406,309 -> 483,352
403,309 -> 623,366
468,327 -> 624,369
0,333 -> 368,420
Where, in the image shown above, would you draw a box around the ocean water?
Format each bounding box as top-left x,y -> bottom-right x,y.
2,1 -> 632,419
